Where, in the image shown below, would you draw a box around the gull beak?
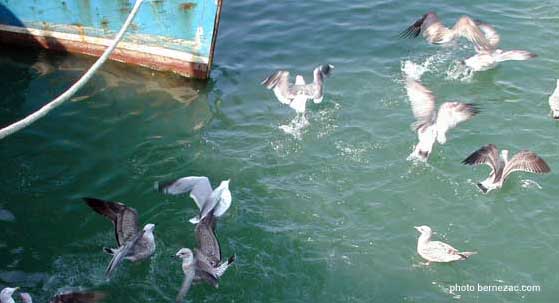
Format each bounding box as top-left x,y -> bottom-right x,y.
414,226 -> 421,231
14,287 -> 20,291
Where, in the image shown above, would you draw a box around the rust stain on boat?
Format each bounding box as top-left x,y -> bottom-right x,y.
179,2 -> 196,11
100,18 -> 109,32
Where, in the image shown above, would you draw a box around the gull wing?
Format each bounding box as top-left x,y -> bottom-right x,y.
435,102 -> 479,139
461,144 -> 499,175
83,198 -> 139,246
405,78 -> 437,130
158,176 -> 213,210
475,20 -> 500,49
400,12 -> 442,39
261,70 -> 292,104
503,151 -> 551,180
105,229 -> 146,277
453,16 -> 493,51
195,213 -> 221,267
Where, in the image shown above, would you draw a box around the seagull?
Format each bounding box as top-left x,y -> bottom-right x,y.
20,291 -> 106,303
158,176 -> 232,225
462,144 -> 551,193
83,197 -> 156,277
175,212 -> 235,302
405,77 -> 479,161
462,20 -> 536,71
400,12 -> 492,50
415,225 -> 476,264
0,287 -> 19,303
261,64 -> 335,113
549,80 -> 559,119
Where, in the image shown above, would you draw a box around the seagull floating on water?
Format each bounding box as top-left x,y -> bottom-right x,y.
405,77 -> 479,161
261,64 -> 334,113
400,12 -> 492,50
0,287 -> 19,303
158,176 -> 232,224
20,291 -> 106,303
462,144 -> 551,193
462,20 -> 536,71
415,225 -> 476,264
83,198 -> 156,277
549,80 -> 559,119
175,214 -> 235,302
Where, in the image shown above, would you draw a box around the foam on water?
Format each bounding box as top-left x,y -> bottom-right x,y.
279,113 -> 309,140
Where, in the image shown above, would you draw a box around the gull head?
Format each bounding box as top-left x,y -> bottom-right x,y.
143,223 -> 156,233
414,225 -> 432,236
175,248 -> 194,264
1,287 -> 19,301
19,293 -> 32,303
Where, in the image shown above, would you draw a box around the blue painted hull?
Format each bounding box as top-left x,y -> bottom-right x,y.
0,0 -> 223,79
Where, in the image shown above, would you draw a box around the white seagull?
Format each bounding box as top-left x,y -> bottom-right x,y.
462,20 -> 536,71
549,80 -> 559,119
261,64 -> 334,113
405,77 -> 479,161
400,12 -> 492,50
462,144 -> 551,193
0,287 -> 19,303
83,198 -> 156,277
415,225 -> 476,264
158,176 -> 232,224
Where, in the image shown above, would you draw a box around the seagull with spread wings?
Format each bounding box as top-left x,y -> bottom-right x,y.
405,77 -> 479,162
261,64 -> 334,113
415,225 -> 476,264
400,12 -> 492,50
83,198 -> 156,277
462,144 -> 551,193
175,214 -> 235,302
462,20 -> 536,71
158,176 -> 232,225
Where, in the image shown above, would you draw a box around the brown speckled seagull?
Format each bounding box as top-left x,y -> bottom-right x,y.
415,225 -> 476,264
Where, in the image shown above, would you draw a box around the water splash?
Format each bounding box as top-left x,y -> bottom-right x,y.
279,113 -> 309,140
401,50 -> 453,80
446,60 -> 474,82
520,179 -> 542,190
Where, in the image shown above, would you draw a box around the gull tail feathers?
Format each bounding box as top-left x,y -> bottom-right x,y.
494,50 -> 536,62
214,255 -> 236,278
105,247 -> 126,277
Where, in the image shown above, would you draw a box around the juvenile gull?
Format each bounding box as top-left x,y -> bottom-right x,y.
405,77 -> 479,161
174,212 -> 235,302
415,225 -> 476,264
261,64 -> 335,113
83,198 -> 156,277
400,12 -> 492,50
158,176 -> 232,224
20,291 -> 106,303
462,20 -> 536,71
0,287 -> 19,303
549,80 -> 559,119
462,144 -> 551,193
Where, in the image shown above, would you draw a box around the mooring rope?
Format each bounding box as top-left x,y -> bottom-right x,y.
0,0 -> 144,140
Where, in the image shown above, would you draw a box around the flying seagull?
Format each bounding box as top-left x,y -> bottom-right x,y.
462,20 -> 536,71
462,144 -> 551,193
261,64 -> 335,113
158,176 -> 232,224
405,77 -> 479,161
83,197 -> 156,277
20,291 -> 106,303
415,225 -> 476,264
0,287 -> 19,303
549,80 -> 559,119
400,12 -> 492,50
175,213 -> 235,302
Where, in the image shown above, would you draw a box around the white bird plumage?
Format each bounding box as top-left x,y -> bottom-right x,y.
415,226 -> 476,263
549,79 -> 559,119
158,176 -> 232,224
405,77 -> 479,162
462,144 -> 551,193
0,287 -> 19,303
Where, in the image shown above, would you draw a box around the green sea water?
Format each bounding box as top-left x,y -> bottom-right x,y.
2,0 -> 559,302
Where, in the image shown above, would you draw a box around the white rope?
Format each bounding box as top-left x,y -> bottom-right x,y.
0,0 -> 145,140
